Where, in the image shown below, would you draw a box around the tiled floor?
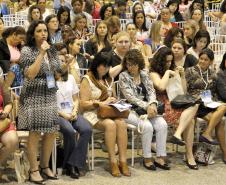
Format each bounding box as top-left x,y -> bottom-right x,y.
1,146 -> 226,185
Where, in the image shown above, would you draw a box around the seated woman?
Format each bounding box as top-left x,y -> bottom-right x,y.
45,14 -> 62,44
0,83 -> 18,166
190,8 -> 206,31
0,26 -> 26,88
119,49 -> 169,171
150,46 -> 199,170
0,17 -> 4,40
67,37 -> 87,84
166,0 -> 184,22
73,13 -> 92,41
186,49 -> 226,163
108,31 -> 131,80
164,27 -> 184,48
171,38 -> 197,69
85,20 -> 112,63
126,23 -> 152,69
150,47 -> 186,128
24,5 -> 43,31
144,21 -> 165,53
183,19 -> 198,48
55,67 -> 92,178
133,10 -> 149,42
99,3 -> 115,20
79,52 -> 130,177
187,30 -> 210,60
57,6 -> 71,28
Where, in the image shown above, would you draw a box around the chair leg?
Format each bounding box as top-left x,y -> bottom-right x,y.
131,130 -> 134,167
91,132 -> 94,171
88,142 -> 91,170
196,121 -> 200,143
51,139 -> 57,174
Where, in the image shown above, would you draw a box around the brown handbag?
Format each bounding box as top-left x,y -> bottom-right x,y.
94,103 -> 130,119
0,118 -> 10,133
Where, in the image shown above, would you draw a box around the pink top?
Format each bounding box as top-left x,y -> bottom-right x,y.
8,45 -> 21,62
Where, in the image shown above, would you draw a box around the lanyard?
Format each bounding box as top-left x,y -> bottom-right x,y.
100,78 -> 113,96
197,65 -> 209,90
44,54 -> 51,71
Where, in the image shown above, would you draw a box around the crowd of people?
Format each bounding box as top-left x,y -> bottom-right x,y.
1,0 -> 226,184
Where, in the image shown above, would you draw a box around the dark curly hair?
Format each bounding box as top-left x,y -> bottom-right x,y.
26,20 -> 51,47
150,47 -> 175,77
164,27 -> 184,48
99,3 -> 115,20
122,49 -> 145,71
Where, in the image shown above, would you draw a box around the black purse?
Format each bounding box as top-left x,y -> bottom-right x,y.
171,95 -> 199,109
132,102 -> 165,116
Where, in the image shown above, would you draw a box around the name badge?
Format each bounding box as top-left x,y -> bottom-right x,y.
200,90 -> 212,103
60,102 -> 72,114
46,72 -> 56,89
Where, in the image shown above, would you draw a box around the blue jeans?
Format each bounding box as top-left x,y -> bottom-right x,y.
57,115 -> 92,169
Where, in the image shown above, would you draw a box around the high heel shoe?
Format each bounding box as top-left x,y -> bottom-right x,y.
110,162 -> 121,177
185,161 -> 199,170
118,161 -> 131,177
29,170 -> 46,184
40,167 -> 59,180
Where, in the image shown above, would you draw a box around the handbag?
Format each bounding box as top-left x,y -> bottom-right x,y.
0,118 -> 10,133
132,101 -> 165,116
166,73 -> 184,101
193,143 -> 217,165
94,103 -> 130,119
171,95 -> 198,109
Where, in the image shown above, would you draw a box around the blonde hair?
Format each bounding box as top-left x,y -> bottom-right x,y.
149,21 -> 162,42
184,19 -> 198,39
114,31 -> 131,42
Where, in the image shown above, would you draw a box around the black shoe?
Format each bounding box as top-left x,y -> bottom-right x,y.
185,161 -> 199,170
199,135 -> 219,145
29,170 -> 46,185
40,167 -> 58,180
154,161 -> 170,170
143,160 -> 156,171
169,136 -> 185,146
68,166 -> 79,179
222,158 -> 226,164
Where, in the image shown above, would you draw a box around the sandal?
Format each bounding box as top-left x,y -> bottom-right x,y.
29,170 -> 45,185
40,166 -> 58,180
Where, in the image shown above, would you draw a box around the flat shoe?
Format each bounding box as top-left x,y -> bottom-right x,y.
154,161 -> 170,170
199,135 -> 219,145
169,136 -> 185,146
143,160 -> 156,171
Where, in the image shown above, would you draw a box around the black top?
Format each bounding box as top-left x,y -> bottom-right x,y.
109,50 -> 122,81
184,54 -> 198,69
0,39 -> 10,73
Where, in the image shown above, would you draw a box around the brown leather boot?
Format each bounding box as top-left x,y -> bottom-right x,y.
118,161 -> 131,177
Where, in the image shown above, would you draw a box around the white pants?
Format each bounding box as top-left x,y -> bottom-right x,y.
126,111 -> 168,158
